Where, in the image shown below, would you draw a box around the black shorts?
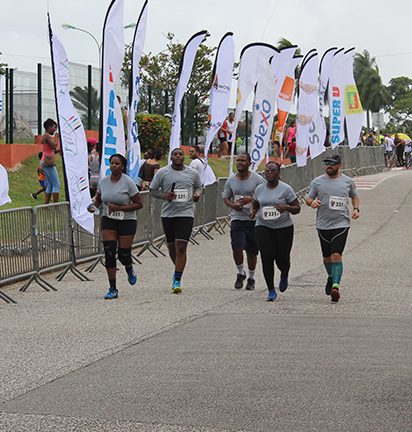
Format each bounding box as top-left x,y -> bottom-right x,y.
317,228 -> 349,257
101,216 -> 137,236
218,136 -> 227,143
162,217 -> 194,244
230,220 -> 259,256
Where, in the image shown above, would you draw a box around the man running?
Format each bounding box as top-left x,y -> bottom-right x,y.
222,153 -> 265,290
305,154 -> 360,302
150,148 -> 202,293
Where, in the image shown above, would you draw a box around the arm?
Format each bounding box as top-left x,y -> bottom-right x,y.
351,195 -> 360,220
275,198 -> 301,215
108,193 -> 143,213
149,171 -> 176,201
223,197 -> 243,212
44,133 -> 58,151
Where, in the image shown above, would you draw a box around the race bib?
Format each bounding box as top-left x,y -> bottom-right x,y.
262,206 -> 281,220
329,196 -> 348,210
174,189 -> 189,202
108,210 -> 124,220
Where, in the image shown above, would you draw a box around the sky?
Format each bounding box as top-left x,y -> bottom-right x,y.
1,0 -> 411,86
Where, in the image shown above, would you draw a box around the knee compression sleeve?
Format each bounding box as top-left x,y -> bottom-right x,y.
118,247 -> 132,267
103,240 -> 117,268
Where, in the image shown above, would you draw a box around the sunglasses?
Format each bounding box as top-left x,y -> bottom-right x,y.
324,161 -> 339,166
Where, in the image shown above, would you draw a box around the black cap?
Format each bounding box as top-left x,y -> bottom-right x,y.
323,154 -> 341,165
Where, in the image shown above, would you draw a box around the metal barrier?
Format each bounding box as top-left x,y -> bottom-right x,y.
0,146 -> 385,302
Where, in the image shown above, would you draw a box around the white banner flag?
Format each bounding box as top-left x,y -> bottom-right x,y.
318,47 -> 337,149
0,74 -> 4,118
203,32 -> 234,185
230,42 -> 279,173
296,52 -> 324,166
249,59 -> 277,171
100,0 -> 125,179
169,30 -> 208,160
0,163 -> 11,207
328,48 -> 345,149
126,0 -> 148,182
49,19 -> 94,234
343,48 -> 364,149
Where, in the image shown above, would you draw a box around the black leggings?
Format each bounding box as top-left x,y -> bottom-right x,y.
255,225 -> 294,291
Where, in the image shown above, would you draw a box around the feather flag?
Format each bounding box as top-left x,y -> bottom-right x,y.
168,30 -> 208,160
99,0 -> 126,179
48,15 -> 94,233
126,0 -> 148,182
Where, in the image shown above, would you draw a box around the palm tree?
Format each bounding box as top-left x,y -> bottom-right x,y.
276,38 -> 301,55
69,85 -> 100,130
354,50 -> 391,128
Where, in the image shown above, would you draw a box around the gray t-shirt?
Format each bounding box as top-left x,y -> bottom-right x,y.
306,174 -> 358,230
222,171 -> 266,221
97,173 -> 139,220
150,165 -> 202,218
254,181 -> 297,229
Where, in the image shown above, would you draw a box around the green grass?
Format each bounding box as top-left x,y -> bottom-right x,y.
2,154 -> 233,210
2,156 -> 67,210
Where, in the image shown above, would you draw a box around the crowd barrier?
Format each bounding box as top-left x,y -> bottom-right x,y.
0,146 -> 384,303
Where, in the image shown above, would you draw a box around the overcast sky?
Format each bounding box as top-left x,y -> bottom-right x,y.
1,0 -> 411,86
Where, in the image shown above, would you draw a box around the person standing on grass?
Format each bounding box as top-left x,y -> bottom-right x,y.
40,118 -> 60,204
31,152 -> 46,201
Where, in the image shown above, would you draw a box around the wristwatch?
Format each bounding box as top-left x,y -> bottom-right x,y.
353,207 -> 360,212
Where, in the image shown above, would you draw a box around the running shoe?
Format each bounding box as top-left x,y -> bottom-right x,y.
266,289 -> 277,302
325,276 -> 333,296
172,279 -> 182,294
245,278 -> 255,290
31,193 -> 37,200
331,284 -> 340,303
127,269 -> 137,286
279,276 -> 288,292
104,288 -> 118,300
234,273 -> 246,289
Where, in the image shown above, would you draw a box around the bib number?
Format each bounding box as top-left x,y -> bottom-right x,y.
108,210 -> 124,220
174,189 -> 189,202
329,196 -> 348,210
262,206 -> 280,220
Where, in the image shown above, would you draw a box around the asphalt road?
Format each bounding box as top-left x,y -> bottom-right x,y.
1,169 -> 411,432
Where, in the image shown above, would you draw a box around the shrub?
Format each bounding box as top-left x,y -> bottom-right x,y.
136,113 -> 171,155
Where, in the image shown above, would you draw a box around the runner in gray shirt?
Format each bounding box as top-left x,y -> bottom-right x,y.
251,162 -> 300,301
305,154 -> 360,303
222,153 -> 266,290
90,154 -> 143,300
150,148 -> 202,293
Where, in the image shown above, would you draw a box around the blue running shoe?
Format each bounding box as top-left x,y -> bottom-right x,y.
104,288 -> 118,300
266,289 -> 277,302
127,270 -> 137,286
279,276 -> 288,292
172,279 -> 182,294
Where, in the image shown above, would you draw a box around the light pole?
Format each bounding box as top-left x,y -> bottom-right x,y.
62,23 -> 136,69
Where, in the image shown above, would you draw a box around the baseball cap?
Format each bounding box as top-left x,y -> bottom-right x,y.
323,154 -> 341,165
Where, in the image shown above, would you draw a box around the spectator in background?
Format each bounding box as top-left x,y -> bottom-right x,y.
217,118 -> 229,158
40,118 -> 60,204
188,145 -> 205,177
138,148 -> 162,190
226,112 -> 236,155
394,133 -> 405,167
288,137 -> 297,164
365,131 -> 377,146
284,120 -> 296,153
31,152 -> 46,200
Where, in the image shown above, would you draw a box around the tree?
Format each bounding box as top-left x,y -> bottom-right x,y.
276,38 -> 302,56
354,50 -> 391,128
121,32 -> 215,143
69,85 -> 100,130
386,77 -> 412,133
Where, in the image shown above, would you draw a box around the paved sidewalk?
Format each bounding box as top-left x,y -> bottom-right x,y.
1,170 -> 411,432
